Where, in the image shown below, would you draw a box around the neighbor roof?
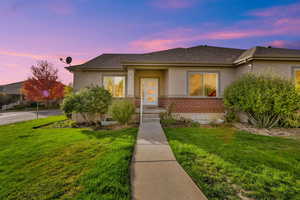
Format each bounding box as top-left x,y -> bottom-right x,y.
235,46 -> 300,64
0,81 -> 24,95
66,45 -> 300,71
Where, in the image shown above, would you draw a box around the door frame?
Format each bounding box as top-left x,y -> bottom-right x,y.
140,77 -> 159,106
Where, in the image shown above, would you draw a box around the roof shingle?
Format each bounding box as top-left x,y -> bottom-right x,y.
67,45 -> 300,71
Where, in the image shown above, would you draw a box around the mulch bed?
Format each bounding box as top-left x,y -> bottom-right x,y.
233,123 -> 300,137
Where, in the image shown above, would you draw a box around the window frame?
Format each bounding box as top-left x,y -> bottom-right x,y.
102,75 -> 126,98
187,71 -> 220,98
292,67 -> 300,90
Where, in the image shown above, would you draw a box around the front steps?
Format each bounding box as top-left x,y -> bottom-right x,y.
136,107 -> 166,123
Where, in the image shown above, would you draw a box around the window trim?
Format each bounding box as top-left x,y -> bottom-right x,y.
292,66 -> 300,89
102,75 -> 126,98
187,71 -> 220,98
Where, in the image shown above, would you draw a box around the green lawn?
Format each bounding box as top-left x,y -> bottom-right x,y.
0,116 -> 137,200
164,126 -> 300,200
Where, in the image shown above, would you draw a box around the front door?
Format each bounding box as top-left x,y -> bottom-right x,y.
141,78 -> 158,106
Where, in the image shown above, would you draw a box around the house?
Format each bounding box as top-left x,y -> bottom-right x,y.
66,45 -> 300,122
0,81 -> 24,96
0,81 -> 25,110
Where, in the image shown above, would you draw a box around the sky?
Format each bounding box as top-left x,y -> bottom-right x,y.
1,0 -> 300,85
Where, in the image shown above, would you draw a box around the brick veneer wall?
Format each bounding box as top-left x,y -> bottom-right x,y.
135,97 -> 224,113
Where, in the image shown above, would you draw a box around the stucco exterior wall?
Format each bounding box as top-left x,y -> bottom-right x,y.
236,61 -> 300,80
134,70 -> 167,97
73,71 -> 127,91
73,71 -> 102,91
236,63 -> 251,78
167,67 -> 235,97
251,61 -> 300,79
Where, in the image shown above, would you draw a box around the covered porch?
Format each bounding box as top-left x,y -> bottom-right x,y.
126,67 -> 169,108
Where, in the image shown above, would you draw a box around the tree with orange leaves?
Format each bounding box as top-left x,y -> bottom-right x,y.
22,61 -> 65,107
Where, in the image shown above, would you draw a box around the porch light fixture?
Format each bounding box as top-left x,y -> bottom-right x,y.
248,64 -> 253,72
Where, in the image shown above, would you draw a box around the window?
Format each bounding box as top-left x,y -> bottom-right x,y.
103,76 -> 125,97
188,72 -> 218,97
295,69 -> 300,91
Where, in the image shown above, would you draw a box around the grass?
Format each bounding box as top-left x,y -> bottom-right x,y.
0,116 -> 137,200
164,126 -> 300,200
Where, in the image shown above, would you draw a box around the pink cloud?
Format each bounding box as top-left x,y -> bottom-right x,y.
131,1 -> 300,52
268,40 -> 300,49
0,50 -> 48,60
250,2 -> 300,17
201,30 -> 262,40
152,0 -> 197,9
131,38 -> 182,51
268,40 -> 285,48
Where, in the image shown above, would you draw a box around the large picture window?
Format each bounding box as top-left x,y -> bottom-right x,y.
188,72 -> 218,97
103,76 -> 125,97
295,68 -> 300,91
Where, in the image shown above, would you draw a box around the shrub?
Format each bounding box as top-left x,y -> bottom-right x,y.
160,102 -> 175,121
61,86 -> 112,124
61,93 -> 76,118
279,112 -> 300,128
109,99 -> 135,126
224,74 -> 300,128
224,109 -> 238,123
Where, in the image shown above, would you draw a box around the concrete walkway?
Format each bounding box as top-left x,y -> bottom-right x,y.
131,121 -> 207,200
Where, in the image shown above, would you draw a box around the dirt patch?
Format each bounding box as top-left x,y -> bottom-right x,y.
233,123 -> 300,137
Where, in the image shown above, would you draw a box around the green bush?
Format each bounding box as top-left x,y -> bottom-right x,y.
61,86 -> 112,124
60,93 -> 77,118
224,109 -> 238,123
109,99 -> 135,126
279,112 -> 300,128
224,74 -> 300,128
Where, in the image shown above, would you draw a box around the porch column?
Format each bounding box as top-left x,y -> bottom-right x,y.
127,68 -> 135,97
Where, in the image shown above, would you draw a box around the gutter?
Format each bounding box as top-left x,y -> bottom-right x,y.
234,56 -> 300,66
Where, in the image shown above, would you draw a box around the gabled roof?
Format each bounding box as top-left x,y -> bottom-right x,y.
66,45 -> 300,71
235,46 -> 300,64
66,45 -> 245,71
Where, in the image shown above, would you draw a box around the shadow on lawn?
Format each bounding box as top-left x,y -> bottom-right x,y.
81,128 -> 137,141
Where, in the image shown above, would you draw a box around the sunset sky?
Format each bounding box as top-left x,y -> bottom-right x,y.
1,0 -> 300,85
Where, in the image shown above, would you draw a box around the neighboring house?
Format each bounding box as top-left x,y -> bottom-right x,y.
66,45 -> 300,121
0,81 -> 24,96
0,81 -> 25,110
